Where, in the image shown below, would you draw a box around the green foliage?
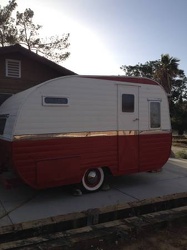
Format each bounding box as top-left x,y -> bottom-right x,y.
154,54 -> 184,93
16,8 -> 42,50
36,34 -> 70,63
120,54 -> 185,94
175,150 -> 187,159
171,99 -> 187,135
0,0 -> 18,46
0,1 -> 70,63
121,60 -> 159,79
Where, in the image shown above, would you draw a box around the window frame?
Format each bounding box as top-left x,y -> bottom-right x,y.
6,59 -> 21,78
149,100 -> 161,129
42,96 -> 69,107
122,94 -> 135,113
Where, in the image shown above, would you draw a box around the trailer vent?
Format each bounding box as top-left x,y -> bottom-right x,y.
0,114 -> 9,135
42,96 -> 68,106
6,59 -> 21,78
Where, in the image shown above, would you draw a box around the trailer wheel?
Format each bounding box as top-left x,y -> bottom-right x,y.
82,168 -> 104,192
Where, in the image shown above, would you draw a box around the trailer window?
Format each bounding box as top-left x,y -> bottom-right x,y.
43,97 -> 68,106
150,102 -> 161,128
122,94 -> 134,112
0,115 -> 8,135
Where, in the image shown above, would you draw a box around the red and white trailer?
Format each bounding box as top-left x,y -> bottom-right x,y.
0,75 -> 172,191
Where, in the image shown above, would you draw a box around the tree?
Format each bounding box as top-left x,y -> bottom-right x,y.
171,98 -> 187,135
120,55 -> 187,134
16,8 -> 70,62
35,34 -> 70,63
171,77 -> 187,103
120,54 -> 185,94
0,1 -> 70,63
0,0 -> 18,46
16,8 -> 42,51
154,54 -> 184,94
120,60 -> 159,79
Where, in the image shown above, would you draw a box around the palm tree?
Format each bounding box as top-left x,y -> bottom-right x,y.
154,54 -> 184,94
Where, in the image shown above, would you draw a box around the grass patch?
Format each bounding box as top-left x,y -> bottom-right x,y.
175,150 -> 187,159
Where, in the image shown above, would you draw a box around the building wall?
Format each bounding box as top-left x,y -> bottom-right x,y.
0,52 -> 63,94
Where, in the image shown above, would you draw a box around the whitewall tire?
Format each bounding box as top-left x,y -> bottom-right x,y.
82,168 -> 104,192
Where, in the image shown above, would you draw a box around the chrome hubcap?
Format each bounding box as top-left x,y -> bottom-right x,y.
87,171 -> 98,185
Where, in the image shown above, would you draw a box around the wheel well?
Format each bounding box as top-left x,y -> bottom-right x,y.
102,167 -> 113,176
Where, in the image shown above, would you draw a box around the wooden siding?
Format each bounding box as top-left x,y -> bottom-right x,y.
0,52 -> 65,94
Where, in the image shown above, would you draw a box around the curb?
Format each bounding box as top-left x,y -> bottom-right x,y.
1,192 -> 187,249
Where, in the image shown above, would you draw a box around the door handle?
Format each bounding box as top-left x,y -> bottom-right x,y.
133,118 -> 139,121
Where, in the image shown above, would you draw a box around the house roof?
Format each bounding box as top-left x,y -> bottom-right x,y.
0,44 -> 76,75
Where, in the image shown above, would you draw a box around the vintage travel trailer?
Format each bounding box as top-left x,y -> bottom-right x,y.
0,75 -> 172,190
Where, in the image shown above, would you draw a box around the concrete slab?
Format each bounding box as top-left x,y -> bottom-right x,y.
7,188 -> 136,224
169,158 -> 187,169
0,201 -> 12,226
0,186 -> 37,213
0,215 -> 12,227
0,202 -> 6,218
0,158 -> 186,227
112,160 -> 187,200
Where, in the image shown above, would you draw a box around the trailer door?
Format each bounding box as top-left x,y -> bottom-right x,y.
117,85 -> 139,173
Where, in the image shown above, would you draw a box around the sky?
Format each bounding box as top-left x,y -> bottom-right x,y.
1,0 -> 187,75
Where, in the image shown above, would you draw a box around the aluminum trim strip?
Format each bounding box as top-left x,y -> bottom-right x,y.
13,129 -> 171,141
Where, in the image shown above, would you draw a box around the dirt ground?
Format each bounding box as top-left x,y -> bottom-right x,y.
84,223 -> 187,250
118,224 -> 187,250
